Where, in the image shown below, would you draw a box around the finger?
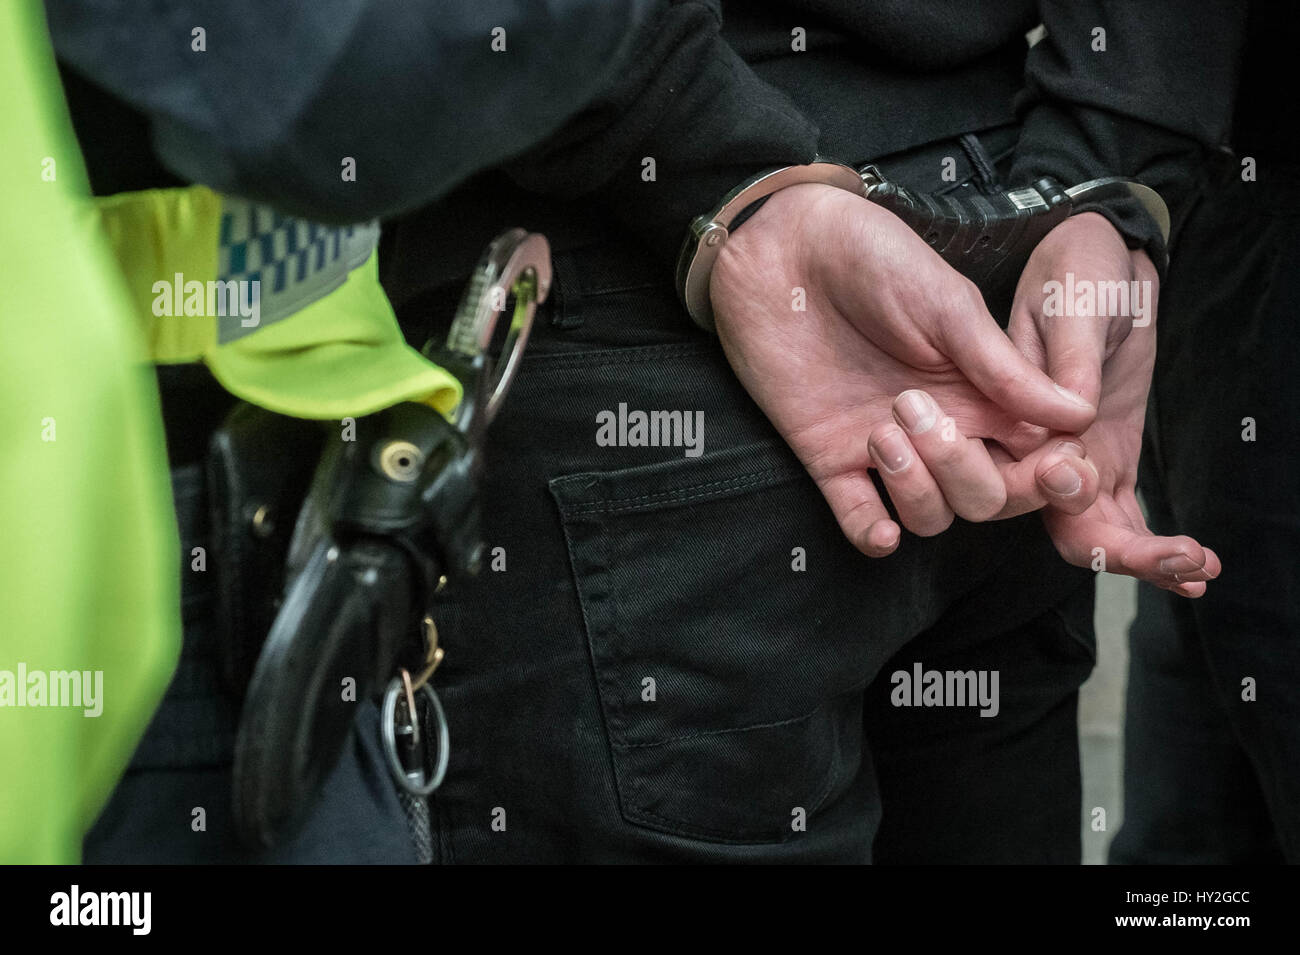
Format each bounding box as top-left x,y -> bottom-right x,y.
938,288 -> 1097,433
1044,512 -> 1219,592
1164,579 -> 1209,599
1111,489 -> 1222,586
1203,546 -> 1223,579
1113,485 -> 1151,532
1014,272 -> 1115,410
1042,322 -> 1109,410
1159,553 -> 1219,598
868,425 -> 954,537
892,390 -> 1006,521
1033,443 -> 1100,514
1154,541 -> 1221,585
987,418 -> 1055,462
1160,546 -> 1221,598
817,469 -> 901,558
986,440 -> 1099,518
1007,300 -> 1049,370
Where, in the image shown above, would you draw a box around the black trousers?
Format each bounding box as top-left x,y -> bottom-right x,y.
1110,157 -> 1300,865
87,127 -> 1096,863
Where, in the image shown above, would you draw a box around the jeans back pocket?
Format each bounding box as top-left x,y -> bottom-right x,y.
550,440 -> 867,844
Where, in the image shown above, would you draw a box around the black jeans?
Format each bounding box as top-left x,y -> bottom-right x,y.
87,127 -> 1095,863
1110,156 -> 1300,864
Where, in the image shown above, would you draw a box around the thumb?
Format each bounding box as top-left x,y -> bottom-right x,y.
1044,339 -> 1106,411
939,293 -> 1097,433
1036,304 -> 1111,410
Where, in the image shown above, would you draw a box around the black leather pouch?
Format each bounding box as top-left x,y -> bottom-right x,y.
206,403 -> 326,695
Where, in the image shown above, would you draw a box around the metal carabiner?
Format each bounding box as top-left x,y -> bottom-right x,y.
408,615 -> 444,692
431,228 -> 552,440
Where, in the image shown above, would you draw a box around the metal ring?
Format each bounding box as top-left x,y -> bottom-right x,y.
444,229 -> 551,433
380,677 -> 450,796
1064,177 -> 1171,246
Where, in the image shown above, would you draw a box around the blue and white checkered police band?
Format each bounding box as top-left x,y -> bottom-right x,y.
216,196 -> 381,344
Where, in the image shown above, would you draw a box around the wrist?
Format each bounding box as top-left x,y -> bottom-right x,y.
708,183 -> 842,325
677,159 -> 868,330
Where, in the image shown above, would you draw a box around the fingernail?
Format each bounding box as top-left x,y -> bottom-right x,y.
865,519 -> 900,553
1160,554 -> 1200,576
1054,384 -> 1094,409
1054,440 -> 1086,458
1041,460 -> 1083,496
871,430 -> 912,473
895,390 -> 937,434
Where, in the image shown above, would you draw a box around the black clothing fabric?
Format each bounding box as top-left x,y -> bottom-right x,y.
1231,1 -> 1297,161
48,1 -> 1244,277
1110,151 -> 1300,865
512,0 -> 1246,269
44,0 -> 657,223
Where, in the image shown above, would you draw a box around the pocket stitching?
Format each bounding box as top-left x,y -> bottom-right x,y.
616,706 -> 841,844
619,708 -> 821,750
526,342 -> 709,371
563,464 -> 800,515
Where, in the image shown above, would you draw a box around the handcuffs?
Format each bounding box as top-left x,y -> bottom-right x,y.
675,156 -> 1171,330
219,228 -> 550,849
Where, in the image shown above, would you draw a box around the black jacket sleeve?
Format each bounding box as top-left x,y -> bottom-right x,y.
47,0 -> 816,266
44,0 -> 660,222
1009,0 -> 1246,271
504,0 -> 820,263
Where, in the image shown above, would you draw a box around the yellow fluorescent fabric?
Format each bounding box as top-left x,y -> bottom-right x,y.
94,186 -> 222,362
1,1 -> 180,863
94,189 -> 463,419
204,254 -> 462,419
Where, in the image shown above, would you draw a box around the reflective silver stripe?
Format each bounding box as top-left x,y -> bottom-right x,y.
215,196 -> 380,344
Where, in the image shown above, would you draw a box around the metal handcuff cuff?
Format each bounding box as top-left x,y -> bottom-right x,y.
213,229 -> 550,849
675,156 -> 1171,329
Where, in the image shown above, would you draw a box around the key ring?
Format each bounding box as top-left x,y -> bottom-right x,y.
381,673 -> 450,796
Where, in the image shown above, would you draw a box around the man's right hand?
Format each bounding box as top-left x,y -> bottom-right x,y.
710,182 -> 1101,556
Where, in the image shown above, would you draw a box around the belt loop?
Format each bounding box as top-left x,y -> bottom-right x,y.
548,250 -> 584,329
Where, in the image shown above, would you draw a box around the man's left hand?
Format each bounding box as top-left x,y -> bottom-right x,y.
1005,212 -> 1221,595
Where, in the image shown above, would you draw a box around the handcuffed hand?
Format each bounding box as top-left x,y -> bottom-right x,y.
710,183 -> 1101,557
1006,213 -> 1220,595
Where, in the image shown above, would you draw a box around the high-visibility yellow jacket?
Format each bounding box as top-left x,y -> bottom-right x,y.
1,0 -> 459,862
